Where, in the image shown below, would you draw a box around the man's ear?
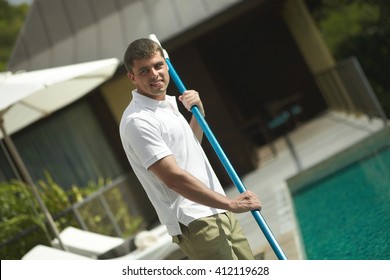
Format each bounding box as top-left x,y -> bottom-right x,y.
127,72 -> 135,84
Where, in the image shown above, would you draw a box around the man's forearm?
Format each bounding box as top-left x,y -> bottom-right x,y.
189,115 -> 204,143
166,168 -> 231,210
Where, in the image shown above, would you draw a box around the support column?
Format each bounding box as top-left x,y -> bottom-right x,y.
281,0 -> 335,74
281,0 -> 354,112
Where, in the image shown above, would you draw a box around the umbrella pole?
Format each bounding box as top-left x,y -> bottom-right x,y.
1,135 -> 49,239
149,34 -> 287,260
0,119 -> 67,251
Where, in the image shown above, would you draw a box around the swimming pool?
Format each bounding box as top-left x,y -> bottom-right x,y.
288,127 -> 390,260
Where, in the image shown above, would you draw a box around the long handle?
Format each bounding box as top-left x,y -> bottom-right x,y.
149,34 -> 287,260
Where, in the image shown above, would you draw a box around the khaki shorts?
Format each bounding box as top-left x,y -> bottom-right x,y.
172,212 -> 255,260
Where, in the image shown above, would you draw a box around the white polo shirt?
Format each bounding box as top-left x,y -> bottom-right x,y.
119,91 -> 226,236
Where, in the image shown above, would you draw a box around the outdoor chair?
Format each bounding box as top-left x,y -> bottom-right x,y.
22,244 -> 91,260
51,226 -> 125,258
24,224 -> 181,260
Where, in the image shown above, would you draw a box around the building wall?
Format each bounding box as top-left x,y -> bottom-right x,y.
100,73 -> 134,124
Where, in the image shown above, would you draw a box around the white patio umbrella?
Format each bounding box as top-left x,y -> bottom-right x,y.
0,58 -> 120,251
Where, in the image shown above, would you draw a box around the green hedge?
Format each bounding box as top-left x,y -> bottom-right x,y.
0,173 -> 143,259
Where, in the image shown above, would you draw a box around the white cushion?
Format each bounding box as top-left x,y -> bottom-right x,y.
22,245 -> 91,260
51,227 -> 124,258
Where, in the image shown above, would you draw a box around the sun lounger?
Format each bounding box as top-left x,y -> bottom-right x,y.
98,225 -> 180,260
51,226 -> 125,258
22,245 -> 91,260
47,225 -> 180,260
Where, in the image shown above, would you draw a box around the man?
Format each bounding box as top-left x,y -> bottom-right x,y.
119,38 -> 261,259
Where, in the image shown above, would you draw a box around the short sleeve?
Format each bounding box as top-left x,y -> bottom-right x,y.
125,117 -> 172,169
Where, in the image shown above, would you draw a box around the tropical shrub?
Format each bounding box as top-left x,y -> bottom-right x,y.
0,173 -> 143,259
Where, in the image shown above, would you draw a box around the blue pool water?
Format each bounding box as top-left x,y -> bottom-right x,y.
293,140 -> 390,260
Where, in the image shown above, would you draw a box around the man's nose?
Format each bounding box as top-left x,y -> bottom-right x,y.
150,67 -> 159,78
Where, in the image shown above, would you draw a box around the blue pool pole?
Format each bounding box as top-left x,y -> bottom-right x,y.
149,35 -> 287,260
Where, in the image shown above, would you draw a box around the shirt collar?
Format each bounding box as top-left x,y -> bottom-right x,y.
132,90 -> 178,113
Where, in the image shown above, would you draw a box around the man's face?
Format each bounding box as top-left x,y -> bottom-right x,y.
127,51 -> 170,100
